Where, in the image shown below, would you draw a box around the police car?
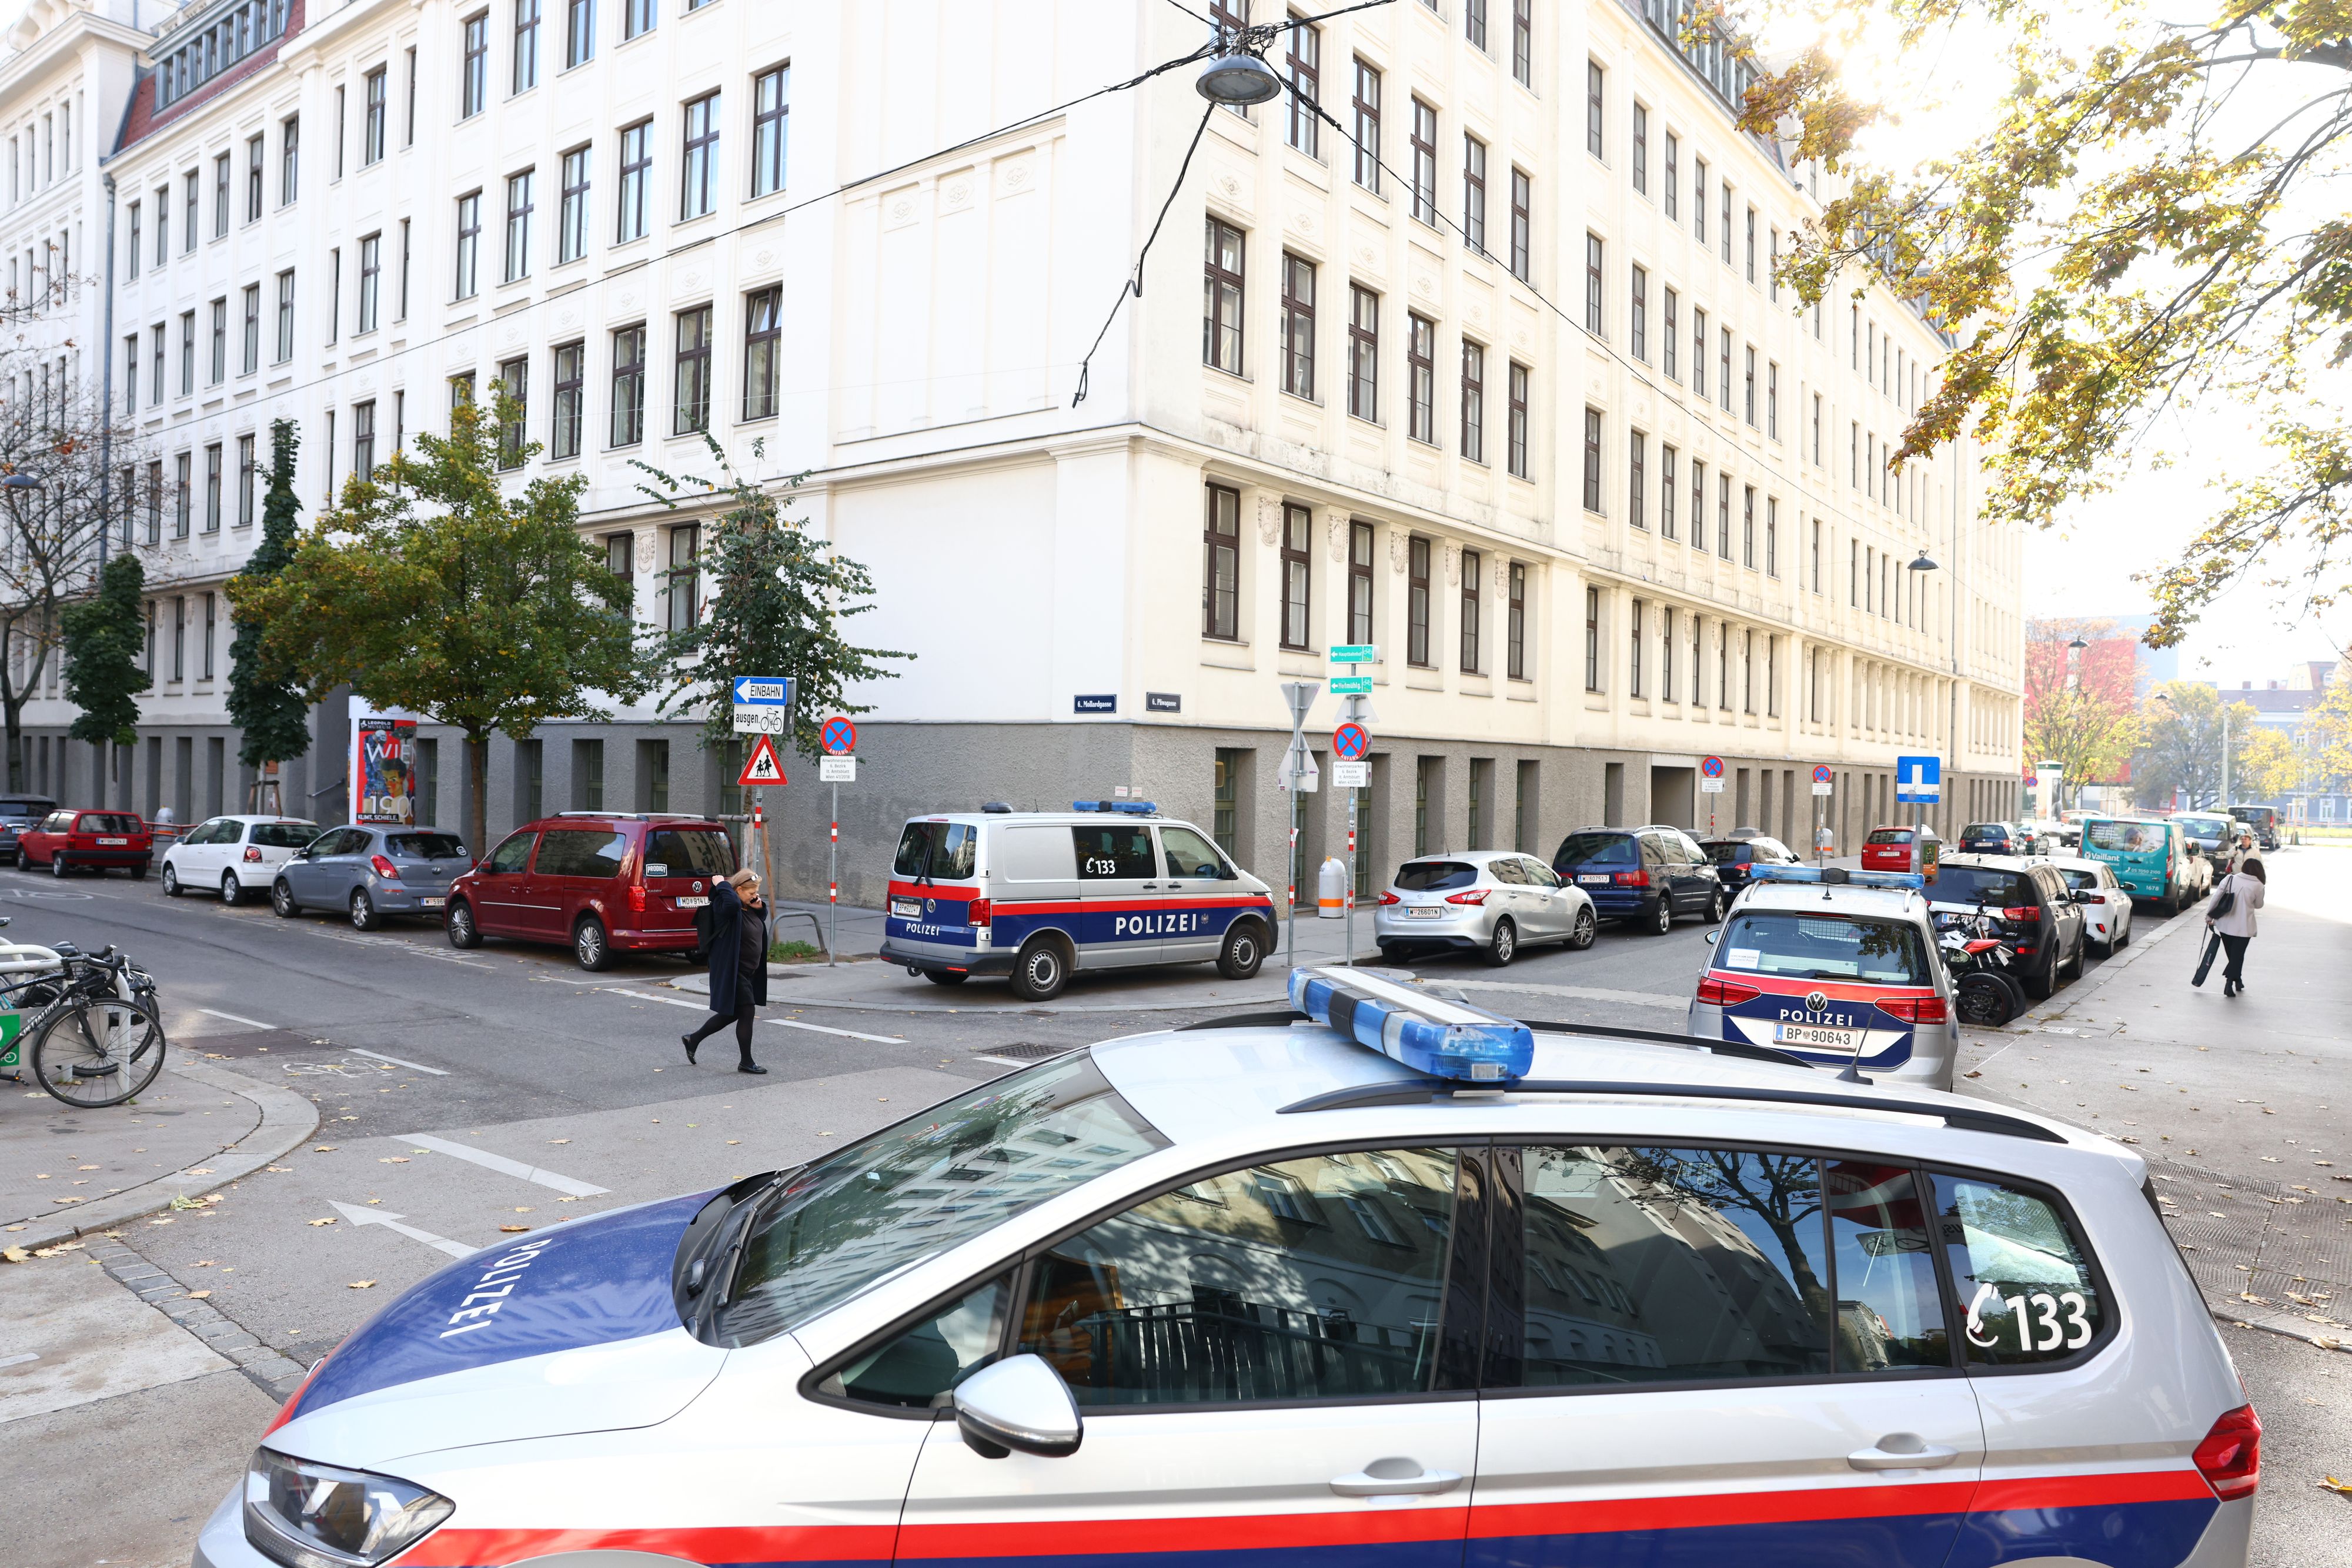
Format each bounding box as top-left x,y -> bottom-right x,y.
202,969 -> 2257,1568
878,803 -> 1278,1000
1689,865 -> 1957,1091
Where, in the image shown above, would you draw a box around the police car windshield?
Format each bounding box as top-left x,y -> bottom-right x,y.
1717,911 -> 1932,985
893,821 -> 978,881
1395,860 -> 1478,891
717,1054 -> 1167,1346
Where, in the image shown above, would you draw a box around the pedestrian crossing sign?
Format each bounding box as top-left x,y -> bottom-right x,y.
738,734 -> 787,787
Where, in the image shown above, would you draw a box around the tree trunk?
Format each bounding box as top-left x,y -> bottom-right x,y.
466,731 -> 489,865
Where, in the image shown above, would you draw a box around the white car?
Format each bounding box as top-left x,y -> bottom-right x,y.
160,816 -> 322,906
2039,854 -> 2137,955
196,969 -> 2257,1568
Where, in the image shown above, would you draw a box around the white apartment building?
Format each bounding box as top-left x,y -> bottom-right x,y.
0,0 -> 2023,905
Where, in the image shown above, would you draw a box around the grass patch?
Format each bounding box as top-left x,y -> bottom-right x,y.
767,940 -> 826,962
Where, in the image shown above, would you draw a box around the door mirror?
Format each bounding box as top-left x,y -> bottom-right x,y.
951,1353 -> 1083,1460
1703,928 -> 1719,944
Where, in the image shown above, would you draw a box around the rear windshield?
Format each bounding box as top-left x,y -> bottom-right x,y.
1867,829 -> 1915,845
1702,843 -> 1751,865
2174,817 -> 2230,841
2055,867 -> 2101,891
0,798 -> 52,818
1553,832 -> 1635,866
2084,820 -> 2164,854
1716,911 -> 1932,985
1931,867 -> 2032,908
79,814 -> 142,835
1395,860 -> 1479,891
385,833 -> 467,859
645,827 -> 736,879
2230,807 -> 2277,827
892,820 -> 978,881
249,822 -> 320,848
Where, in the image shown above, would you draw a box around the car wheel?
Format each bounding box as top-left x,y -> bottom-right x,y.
445,900 -> 482,949
1646,894 -> 1674,936
161,864 -> 182,898
271,880 -> 300,918
131,860 -> 149,880
2023,964 -> 2054,1001
2160,892 -> 2180,918
1378,944 -> 1411,965
1484,917 -> 1518,967
48,853 -> 67,877
573,915 -> 612,971
1010,938 -> 1069,1001
1566,905 -> 1598,951
350,888 -> 380,932
219,871 -> 243,907
923,969 -> 969,987
1216,922 -> 1265,980
1709,885 -> 1730,922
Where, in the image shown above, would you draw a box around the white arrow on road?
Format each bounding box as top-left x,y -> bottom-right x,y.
329,1200 -> 477,1259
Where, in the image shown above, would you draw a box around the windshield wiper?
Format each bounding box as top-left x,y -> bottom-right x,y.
683,1165 -> 804,1329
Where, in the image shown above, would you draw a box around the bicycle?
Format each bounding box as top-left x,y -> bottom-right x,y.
0,922 -> 166,1109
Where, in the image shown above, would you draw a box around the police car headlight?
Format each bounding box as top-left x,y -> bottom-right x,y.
243,1449 -> 454,1568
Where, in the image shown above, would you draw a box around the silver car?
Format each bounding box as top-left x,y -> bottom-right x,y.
1374,850 -> 1597,966
270,824 -> 470,930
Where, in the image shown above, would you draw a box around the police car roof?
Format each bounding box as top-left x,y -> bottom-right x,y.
1732,880 -> 1926,917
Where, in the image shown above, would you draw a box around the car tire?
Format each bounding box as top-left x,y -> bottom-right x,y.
1708,886 -> 1730,922
271,880 -> 300,918
161,864 -> 182,898
350,888 -> 380,932
2160,892 -> 2180,918
48,853 -> 67,878
1484,918 -> 1518,967
1010,937 -> 1068,1001
1378,944 -> 1411,965
923,969 -> 969,987
1646,894 -> 1674,936
445,900 -> 482,949
1217,922 -> 1266,980
573,915 -> 612,972
2023,964 -> 2054,1001
1566,905 -> 1598,951
221,871 -> 245,907
131,860 -> 149,880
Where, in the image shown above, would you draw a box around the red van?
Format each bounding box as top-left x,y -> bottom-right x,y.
17,809 -> 154,878
444,813 -> 738,969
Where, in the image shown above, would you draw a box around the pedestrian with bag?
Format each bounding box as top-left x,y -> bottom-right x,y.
2201,856 -> 2266,999
682,868 -> 770,1073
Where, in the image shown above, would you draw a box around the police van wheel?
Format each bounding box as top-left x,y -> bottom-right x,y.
1567,907 -> 1598,951
1216,924 -> 1265,980
924,969 -> 970,987
1484,919 -> 1518,967
1010,939 -> 1068,1001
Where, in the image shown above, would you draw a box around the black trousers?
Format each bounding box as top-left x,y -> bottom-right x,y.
686,998 -> 758,1062
2219,933 -> 2251,985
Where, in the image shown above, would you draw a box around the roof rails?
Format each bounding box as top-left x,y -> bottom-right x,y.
1178,1011 -> 1814,1070
1272,1078 -> 2066,1142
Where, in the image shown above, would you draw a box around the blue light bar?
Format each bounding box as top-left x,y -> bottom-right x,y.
1290,966 -> 1534,1084
1749,865 -> 1925,891
1071,800 -> 1158,815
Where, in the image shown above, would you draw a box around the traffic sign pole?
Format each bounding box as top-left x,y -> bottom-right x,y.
816,716 -> 857,969
1279,681 -> 1321,971
1345,790 -> 1358,968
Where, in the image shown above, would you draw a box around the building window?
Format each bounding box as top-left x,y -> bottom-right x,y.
363,66 -> 387,165
752,64 -> 790,197
1743,344 -> 1756,425
1280,252 -> 1314,399
357,233 -> 380,332
1583,232 -> 1603,334
232,433 -> 256,526
1406,536 -> 1431,667
1347,285 -> 1378,422
1629,430 -> 1646,527
1719,327 -> 1732,410
610,323 -> 645,445
127,201 -> 141,278
1742,485 -> 1756,566
461,13 -> 489,118
680,91 -> 720,219
1689,459 -> 1705,544
454,190 -> 482,298
184,168 -> 198,250
1745,205 -> 1757,282
173,452 -> 191,539
1661,606 -> 1676,700
1583,585 -> 1599,691
173,596 -> 186,681
406,45 -> 419,144
1203,217 -> 1244,375
1409,99 -> 1438,225
617,120 -> 651,240
1512,0 -> 1532,85
1506,561 -> 1526,679
496,357 -> 526,466
1415,758 -> 1432,856
1629,598 -> 1643,697
1462,133 -> 1486,253
1581,406 -> 1603,512
1460,339 -> 1484,462
1351,59 -> 1381,192
1586,61 -> 1604,158
203,443 -> 223,531
666,523 -> 699,631
209,297 -> 227,382
145,460 -> 162,544
352,402 -> 376,480
1341,522 -> 1375,648
179,310 -> 195,396
1691,306 -> 1706,397
513,0 -> 541,93
1507,362 -> 1529,478
213,150 -> 230,235
743,286 -> 781,420
1694,158 -> 1707,243
1663,286 -> 1678,378
550,339 -> 584,458
1661,444 -> 1678,539
1460,549 -> 1481,673
1765,496 -> 1779,577
1405,313 -> 1435,443
624,0 -> 654,39
1630,264 -> 1648,360
559,146 -> 590,262
1280,502 -> 1312,651
1719,473 -> 1732,557
566,0 -> 594,68
1465,0 -> 1487,49
275,270 -> 295,362
1213,750 -> 1241,854
398,219 -> 411,319
505,168 -> 534,282
1811,517 -> 1822,593
1203,484 -> 1240,640
673,305 -> 712,433
1632,103 -> 1648,192
1284,18 -> 1319,156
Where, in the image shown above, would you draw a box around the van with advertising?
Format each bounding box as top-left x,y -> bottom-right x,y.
878,802 -> 1277,1001
2080,817 -> 2197,915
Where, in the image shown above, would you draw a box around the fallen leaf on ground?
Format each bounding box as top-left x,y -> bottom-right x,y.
549,1138 -> 570,1144
1,1248 -> 27,1263
2321,1477 -> 2352,1496
378,1157 -> 409,1164
500,1224 -> 530,1233
187,1289 -> 211,1298
348,1281 -> 376,1289
307,1218 -> 337,1227
312,1146 -> 336,1153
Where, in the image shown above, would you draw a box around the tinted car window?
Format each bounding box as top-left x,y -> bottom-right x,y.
1522,859 -> 1562,889
1935,1172 -> 2107,1366
1018,1147 -> 1459,1406
827,1273 -> 1011,1410
1716,911 -> 1933,985
644,827 -> 737,879
1702,842 -> 1751,865
0,798 -> 53,820
1487,857 -> 1526,885
385,833 -> 467,859
1395,860 -> 1479,892
1825,1162 -> 1949,1373
485,831 -> 537,874
1554,832 -> 1635,867
1930,867 -> 2032,908
1072,824 -> 1154,880
1866,828 -> 1915,846
249,822 -> 320,849
2054,867 -> 2102,892
887,822 -> 971,882
534,828 -> 628,877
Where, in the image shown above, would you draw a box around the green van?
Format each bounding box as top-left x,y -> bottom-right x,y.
2081,817 -> 2196,914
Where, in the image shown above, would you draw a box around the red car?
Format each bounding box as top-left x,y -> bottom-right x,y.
17,808 -> 154,878
444,812 -> 739,970
1860,824 -> 1942,879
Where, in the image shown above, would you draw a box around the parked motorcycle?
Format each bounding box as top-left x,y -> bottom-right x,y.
1937,907 -> 2029,1027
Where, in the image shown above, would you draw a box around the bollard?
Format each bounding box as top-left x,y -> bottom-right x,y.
1318,856 -> 1348,919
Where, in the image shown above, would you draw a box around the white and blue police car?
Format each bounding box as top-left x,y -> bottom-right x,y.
878,803 -> 1278,1000
203,967 -> 2256,1568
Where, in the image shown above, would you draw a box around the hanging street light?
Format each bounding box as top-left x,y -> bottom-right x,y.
1197,51 -> 1283,106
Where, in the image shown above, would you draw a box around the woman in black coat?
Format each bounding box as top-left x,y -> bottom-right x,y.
683,869 -> 769,1074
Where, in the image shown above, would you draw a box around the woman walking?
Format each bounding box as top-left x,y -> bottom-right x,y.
2208,855 -> 2266,999
683,868 -> 770,1073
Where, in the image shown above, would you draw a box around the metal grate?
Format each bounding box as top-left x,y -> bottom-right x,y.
974,1043 -> 1074,1063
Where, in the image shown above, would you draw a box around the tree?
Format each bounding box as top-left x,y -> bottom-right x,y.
1745,0 -> 2352,645
2234,726 -> 2299,802
224,420 -> 317,798
228,393 -> 658,855
2311,668 -> 2352,795
60,553 -> 149,750
2021,618 -> 2140,805
2132,681 -> 2257,809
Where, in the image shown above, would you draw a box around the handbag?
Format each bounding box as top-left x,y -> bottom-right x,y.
2209,877 -> 2237,922
2191,931 -> 2223,987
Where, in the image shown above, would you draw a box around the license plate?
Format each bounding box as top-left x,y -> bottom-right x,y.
419,897 -> 445,908
676,895 -> 710,908
1773,1022 -> 1860,1052
1578,874 -> 1611,886
97,837 -> 126,845
1408,907 -> 1446,920
891,897 -> 921,918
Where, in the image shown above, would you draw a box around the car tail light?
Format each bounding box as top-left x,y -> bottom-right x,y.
1445,889 -> 1490,905
2194,1405 -> 2261,1500
1614,870 -> 1649,887
1875,994 -> 1949,1024
243,847 -> 263,863
370,855 -> 399,880
2000,905 -> 2042,922
1377,891 -> 1401,906
1698,976 -> 1760,1005
967,898 -> 991,929
627,883 -> 648,912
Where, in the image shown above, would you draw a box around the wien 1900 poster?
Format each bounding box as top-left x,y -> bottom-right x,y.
353,717 -> 417,825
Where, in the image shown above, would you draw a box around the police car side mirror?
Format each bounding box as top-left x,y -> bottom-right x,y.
1703,930 -> 1719,944
952,1353 -> 1082,1460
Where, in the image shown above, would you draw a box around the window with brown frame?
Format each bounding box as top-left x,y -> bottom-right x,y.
1352,59 -> 1381,191
1466,0 -> 1487,49
610,323 -> 645,446
1348,285 -> 1378,422
1281,502 -> 1313,651
1281,252 -> 1315,399
1628,429 -> 1646,529
1629,597 -> 1643,697
1349,520 -> 1375,646
1460,548 -> 1481,673
1661,606 -> 1676,701
673,304 -> 711,434
1506,561 -> 1526,680
1765,496 -> 1779,578
1689,459 -> 1705,548
550,339 -> 584,458
1690,305 -> 1706,398
496,356 -> 526,467
1630,264 -> 1647,360
1409,99 -> 1438,225
1586,61 -> 1604,158
1583,584 -> 1599,691
1718,326 -> 1732,410
1513,0 -> 1532,86
680,92 -> 720,220
1742,485 -> 1756,567
752,65 -> 790,198
1584,232 -> 1603,334
1632,103 -> 1648,193
1204,484 -> 1241,640
1581,406 -> 1603,513
1406,313 -> 1435,443
1661,445 -> 1678,539
1406,536 -> 1432,667
1462,133 -> 1486,253
1743,343 -> 1756,425
1507,361 -> 1529,477
1459,340 -> 1484,462
1204,218 -> 1245,375
1510,168 -> 1532,281
1284,18 -> 1320,156
1718,473 -> 1732,557
1663,286 -> 1677,379
743,286 -> 781,421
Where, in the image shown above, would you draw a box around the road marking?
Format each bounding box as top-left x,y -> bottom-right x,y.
396,1134 -> 610,1196
349,1047 -> 450,1076
329,1200 -> 476,1259
604,988 -> 904,1042
0,1352 -> 38,1369
608,987 -> 707,1011
198,1008 -> 278,1030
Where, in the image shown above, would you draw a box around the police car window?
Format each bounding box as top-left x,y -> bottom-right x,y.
1555,832 -> 1635,866
1072,824 -> 1155,880
1499,1146 -> 1832,1389
824,1273 -> 1012,1410
1715,912 -> 1932,985
720,1054 -> 1165,1346
534,828 -> 629,878
646,827 -> 737,878
1825,1162 -> 1949,1373
1933,1172 -> 2107,1366
1158,825 -> 1230,880
249,822 -> 321,850
1015,1147 -> 1458,1406
1930,867 -> 2030,908
1395,860 -> 1479,892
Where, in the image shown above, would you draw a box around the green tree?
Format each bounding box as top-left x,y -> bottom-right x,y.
2311,669 -> 2352,794
2132,681 -> 2257,810
2234,726 -> 2299,801
60,553 -> 149,748
1745,0 -> 2352,645
228,393 -> 657,856
224,420 -> 316,796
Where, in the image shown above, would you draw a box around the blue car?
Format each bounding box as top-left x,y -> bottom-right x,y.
1698,832 -> 1806,892
1551,824 -> 1726,935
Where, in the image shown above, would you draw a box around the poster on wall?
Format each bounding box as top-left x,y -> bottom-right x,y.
353,717 -> 418,825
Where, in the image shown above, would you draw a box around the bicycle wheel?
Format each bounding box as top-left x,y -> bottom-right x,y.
32,995 -> 166,1109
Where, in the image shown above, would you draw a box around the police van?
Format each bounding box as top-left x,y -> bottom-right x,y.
1689,865 -> 1957,1090
878,802 -> 1278,1000
200,968 -> 2257,1568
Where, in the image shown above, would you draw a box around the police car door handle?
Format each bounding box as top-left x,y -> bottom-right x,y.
1329,1461 -> 1464,1497
1847,1438 -> 1959,1472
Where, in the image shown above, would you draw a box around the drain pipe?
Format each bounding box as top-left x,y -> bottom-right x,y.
97,169 -> 115,570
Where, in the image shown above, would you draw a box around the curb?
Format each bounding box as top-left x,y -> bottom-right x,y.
2010,901 -> 2200,1029
83,1233 -> 315,1400
14,1056 -> 320,1253
2217,1307 -> 2352,1356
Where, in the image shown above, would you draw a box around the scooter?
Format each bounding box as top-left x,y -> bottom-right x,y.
1937,907 -> 2030,1027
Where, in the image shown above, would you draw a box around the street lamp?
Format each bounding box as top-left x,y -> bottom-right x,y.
1197,50 -> 1284,105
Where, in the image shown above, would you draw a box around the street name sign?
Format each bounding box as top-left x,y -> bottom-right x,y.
1329,644 -> 1377,664
1329,676 -> 1374,696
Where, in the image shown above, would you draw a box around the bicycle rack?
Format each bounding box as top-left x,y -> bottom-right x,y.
770,910 -> 828,958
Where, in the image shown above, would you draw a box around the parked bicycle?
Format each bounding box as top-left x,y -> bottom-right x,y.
0,920 -> 166,1108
